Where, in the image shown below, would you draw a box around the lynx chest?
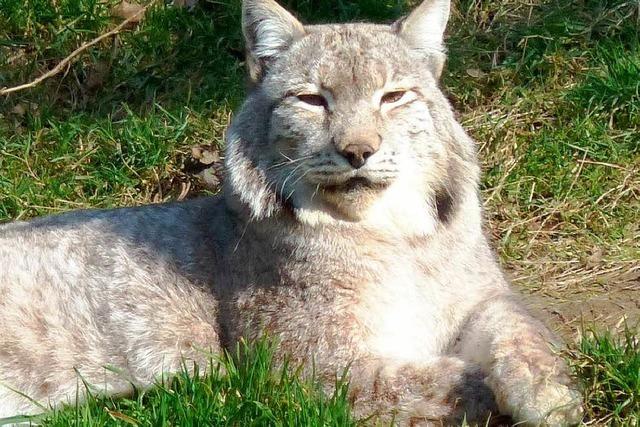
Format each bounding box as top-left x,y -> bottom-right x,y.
351,258 -> 464,363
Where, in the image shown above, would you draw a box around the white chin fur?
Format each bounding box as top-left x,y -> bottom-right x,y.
292,172 -> 437,237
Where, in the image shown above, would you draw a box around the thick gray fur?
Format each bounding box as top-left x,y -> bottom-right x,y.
0,0 -> 583,425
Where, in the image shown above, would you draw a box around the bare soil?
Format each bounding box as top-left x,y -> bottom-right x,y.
515,262 -> 640,339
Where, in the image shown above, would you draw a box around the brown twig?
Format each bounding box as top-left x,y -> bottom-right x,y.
0,3 -> 151,96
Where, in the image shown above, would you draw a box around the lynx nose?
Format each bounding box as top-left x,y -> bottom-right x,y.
340,143 -> 378,169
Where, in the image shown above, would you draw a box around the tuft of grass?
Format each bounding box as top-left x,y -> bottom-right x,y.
569,326 -> 640,426
568,43 -> 640,129
5,338 -> 356,427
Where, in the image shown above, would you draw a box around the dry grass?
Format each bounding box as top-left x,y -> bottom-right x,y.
444,0 -> 640,337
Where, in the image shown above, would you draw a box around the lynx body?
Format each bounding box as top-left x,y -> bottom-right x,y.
0,0 -> 582,425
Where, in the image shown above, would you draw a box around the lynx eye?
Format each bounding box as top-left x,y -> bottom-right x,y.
297,94 -> 328,108
381,90 -> 407,105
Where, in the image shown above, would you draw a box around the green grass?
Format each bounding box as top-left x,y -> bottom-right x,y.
1,331 -> 637,426
1,0 -> 639,425
443,0 -> 639,316
1,339 -> 357,427
569,327 -> 640,426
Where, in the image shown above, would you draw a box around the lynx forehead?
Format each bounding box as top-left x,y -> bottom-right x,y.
0,0 -> 583,425
267,26 -> 431,93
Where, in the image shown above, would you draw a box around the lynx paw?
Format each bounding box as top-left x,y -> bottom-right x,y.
494,374 -> 583,426
519,380 -> 583,426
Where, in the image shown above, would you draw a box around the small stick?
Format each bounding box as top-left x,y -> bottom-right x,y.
0,3 -> 152,96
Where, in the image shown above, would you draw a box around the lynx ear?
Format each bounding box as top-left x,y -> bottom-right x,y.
242,0 -> 305,82
394,0 -> 450,79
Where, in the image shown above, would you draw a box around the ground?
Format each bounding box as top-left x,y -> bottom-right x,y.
0,0 -> 638,424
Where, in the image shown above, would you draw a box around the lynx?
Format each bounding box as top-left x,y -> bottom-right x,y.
0,0 -> 583,425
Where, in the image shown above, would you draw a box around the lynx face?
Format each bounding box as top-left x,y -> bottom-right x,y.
227,0 -> 475,230
263,27 -> 447,219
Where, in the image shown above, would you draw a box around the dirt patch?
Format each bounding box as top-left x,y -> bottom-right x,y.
515,263 -> 640,340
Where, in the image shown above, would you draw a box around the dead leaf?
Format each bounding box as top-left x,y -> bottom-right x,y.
112,1 -> 146,24
201,150 -> 220,165
11,103 -> 27,116
199,167 -> 221,190
85,61 -> 110,90
585,248 -> 604,269
191,145 -> 220,165
191,146 -> 204,159
466,68 -> 487,78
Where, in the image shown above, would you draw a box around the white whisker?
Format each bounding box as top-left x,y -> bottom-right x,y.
310,183 -> 321,202
267,154 -> 313,171
286,168 -> 312,201
279,162 -> 307,200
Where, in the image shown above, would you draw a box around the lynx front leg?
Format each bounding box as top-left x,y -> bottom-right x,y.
456,293 -> 583,426
348,356 -> 498,426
